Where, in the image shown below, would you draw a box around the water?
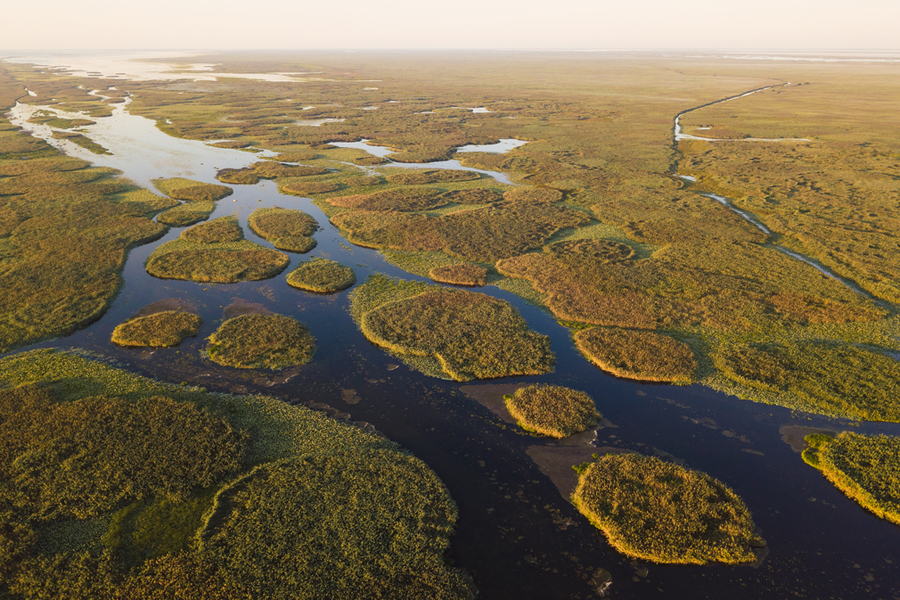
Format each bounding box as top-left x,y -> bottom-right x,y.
455,138 -> 527,153
5,96 -> 900,600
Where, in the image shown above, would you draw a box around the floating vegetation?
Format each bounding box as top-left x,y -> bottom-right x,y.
574,328 -> 696,384
206,314 -> 316,369
180,215 -> 244,244
802,432 -> 900,526
156,200 -> 215,226
429,264 -> 488,287
111,311 -> 202,348
152,177 -> 233,202
248,207 -> 318,253
504,385 -> 600,438
286,258 -> 356,293
712,341 -> 900,421
146,238 -> 289,283
573,454 -> 765,564
351,275 -> 554,381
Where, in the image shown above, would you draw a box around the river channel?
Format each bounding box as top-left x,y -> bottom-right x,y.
5,92 -> 900,600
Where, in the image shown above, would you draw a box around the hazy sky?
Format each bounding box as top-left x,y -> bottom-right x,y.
2,0 -> 898,51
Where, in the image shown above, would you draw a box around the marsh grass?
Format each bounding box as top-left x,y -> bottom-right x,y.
573,454 -> 764,564
352,276 -> 554,381
286,258 -> 356,293
504,385 -> 600,438
155,201 -> 215,227
146,238 -> 289,283
801,432 -> 900,526
327,187 -> 449,212
206,314 -> 316,369
282,180 -> 341,196
712,341 -> 900,421
216,168 -> 260,185
111,311 -> 202,348
429,264 -> 488,287
51,131 -> 111,155
385,169 -> 481,185
574,328 -> 696,384
248,207 -> 318,253
181,215 -> 244,244
152,178 -> 233,202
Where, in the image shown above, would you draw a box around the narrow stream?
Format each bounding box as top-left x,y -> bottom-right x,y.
4,86 -> 900,600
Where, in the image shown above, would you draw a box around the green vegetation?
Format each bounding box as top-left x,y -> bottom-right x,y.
327,187 -> 448,212
27,110 -> 95,129
152,178 -> 233,202
216,168 -> 261,185
156,201 -> 215,226
248,207 -> 318,253
574,328 -> 696,384
282,180 -> 341,196
504,385 -> 600,438
712,341 -> 900,421
180,215 -> 244,244
146,238 -> 289,283
215,162 -> 328,186
573,454 -> 765,564
802,432 -> 900,526
385,169 -> 481,185
206,314 -> 316,369
51,131 -> 111,155
429,264 -> 488,287
286,258 -> 356,293
0,349 -> 469,599
111,311 -> 202,348
351,275 -> 554,381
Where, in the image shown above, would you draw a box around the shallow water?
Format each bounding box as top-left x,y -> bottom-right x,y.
455,138 -> 527,153
4,93 -> 900,600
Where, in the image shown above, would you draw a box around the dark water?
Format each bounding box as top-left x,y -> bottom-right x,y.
8,105 -> 900,600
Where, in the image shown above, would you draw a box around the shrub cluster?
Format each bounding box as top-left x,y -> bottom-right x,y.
111,311 -> 202,347
206,314 -> 316,369
504,385 -> 600,438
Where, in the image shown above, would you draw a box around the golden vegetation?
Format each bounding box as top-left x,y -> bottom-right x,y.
152,178 -> 233,202
327,187 -> 448,212
215,162 -> 328,186
206,314 -> 316,369
0,349 -> 469,600
429,264 -> 488,287
504,385 -> 600,438
351,275 -> 554,381
286,258 -> 356,293
247,207 -> 318,253
712,341 -> 900,421
156,201 -> 215,226
385,169 -> 481,185
146,238 -> 289,283
573,454 -> 765,564
281,180 -> 341,196
180,215 -> 244,243
51,131 -> 111,155
802,432 -> 900,526
574,328 -> 696,384
111,311 -> 202,348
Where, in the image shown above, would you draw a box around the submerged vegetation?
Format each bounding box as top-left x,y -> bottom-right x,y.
573,454 -> 765,564
0,349 -> 470,600
286,258 -> 356,293
206,314 -> 316,369
351,275 -> 554,381
802,432 -> 900,526
111,311 -> 202,347
248,207 -> 318,253
574,328 -> 696,384
504,385 -> 600,438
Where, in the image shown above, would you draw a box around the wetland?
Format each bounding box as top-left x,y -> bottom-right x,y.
1,51 -> 899,599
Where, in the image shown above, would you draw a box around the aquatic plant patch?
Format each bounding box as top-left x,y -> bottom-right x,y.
152,177 -> 233,202
428,264 -> 488,287
156,201 -> 215,226
181,215 -> 244,244
206,314 -> 316,369
504,385 -> 600,438
286,258 -> 356,293
111,311 -> 202,348
146,238 -> 289,283
574,328 -> 696,384
248,207 -> 318,253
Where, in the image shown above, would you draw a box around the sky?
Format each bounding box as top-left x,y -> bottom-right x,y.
1,0 -> 898,51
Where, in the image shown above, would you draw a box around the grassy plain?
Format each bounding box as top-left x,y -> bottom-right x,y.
504,385 -> 600,438
573,454 -> 765,564
286,258 -> 356,293
247,207 -> 318,253
111,311 -> 202,347
351,275 -> 554,381
206,314 -> 316,369
801,432 -> 900,526
0,349 -> 470,599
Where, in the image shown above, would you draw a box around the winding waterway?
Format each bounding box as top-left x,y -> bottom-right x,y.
4,89 -> 900,600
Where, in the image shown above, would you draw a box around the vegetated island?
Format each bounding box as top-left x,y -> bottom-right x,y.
0,349 -> 473,600
248,207 -> 319,253
573,453 -> 765,564
574,327 -> 696,384
217,161 -> 327,186
286,258 -> 356,293
111,310 -> 202,348
429,264 -> 489,287
350,275 -> 554,381
504,385 -> 600,438
145,217 -> 289,283
156,200 -> 215,226
206,314 -> 316,369
152,177 -> 233,202
802,432 -> 900,526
